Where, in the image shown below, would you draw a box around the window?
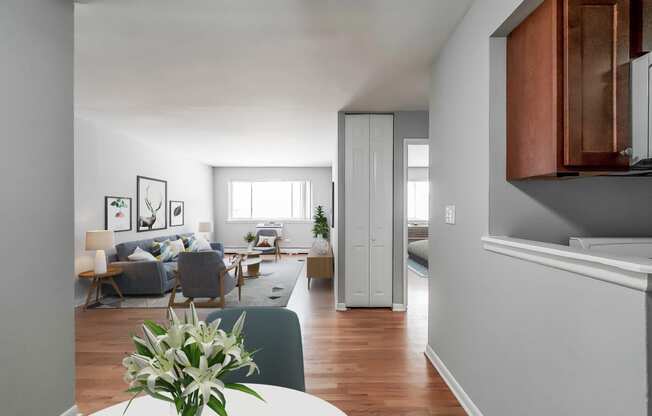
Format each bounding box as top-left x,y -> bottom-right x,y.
407,181 -> 429,221
229,180 -> 312,220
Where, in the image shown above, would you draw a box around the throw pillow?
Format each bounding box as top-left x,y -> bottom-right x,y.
128,246 -> 157,262
180,236 -> 192,249
188,235 -> 212,252
151,240 -> 177,262
148,241 -> 165,258
257,235 -> 276,248
166,239 -> 186,260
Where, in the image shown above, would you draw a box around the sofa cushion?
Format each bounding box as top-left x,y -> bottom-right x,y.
115,234 -> 179,261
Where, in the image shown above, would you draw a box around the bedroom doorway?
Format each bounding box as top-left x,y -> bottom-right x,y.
403,140 -> 429,310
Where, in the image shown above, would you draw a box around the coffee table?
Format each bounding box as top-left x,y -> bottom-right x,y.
234,249 -> 263,278
78,267 -> 124,310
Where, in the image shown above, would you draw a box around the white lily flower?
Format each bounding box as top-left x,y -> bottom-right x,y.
141,324 -> 163,356
182,357 -> 225,411
231,312 -> 246,338
186,320 -> 224,358
136,355 -> 177,391
122,302 -> 260,415
172,348 -> 191,367
219,334 -> 242,362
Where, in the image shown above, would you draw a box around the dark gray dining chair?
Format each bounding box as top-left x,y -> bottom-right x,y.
206,307 -> 305,391
169,251 -> 242,308
254,229 -> 280,261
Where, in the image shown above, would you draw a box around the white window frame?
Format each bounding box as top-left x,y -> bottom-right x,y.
406,180 -> 429,222
227,179 -> 313,223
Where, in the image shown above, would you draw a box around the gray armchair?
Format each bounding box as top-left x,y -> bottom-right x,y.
168,251 -> 242,308
254,229 -> 280,261
206,307 -> 305,391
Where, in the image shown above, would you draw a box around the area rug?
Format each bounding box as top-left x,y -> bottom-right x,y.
96,259 -> 305,309
407,258 -> 429,278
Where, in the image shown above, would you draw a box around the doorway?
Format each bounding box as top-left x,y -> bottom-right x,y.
403,139 -> 429,310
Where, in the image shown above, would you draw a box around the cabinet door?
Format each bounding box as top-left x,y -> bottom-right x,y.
369,114 -> 393,307
564,0 -> 631,168
345,114 -> 371,307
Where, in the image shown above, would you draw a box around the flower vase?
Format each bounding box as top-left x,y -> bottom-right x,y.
248,242 -> 254,251
313,234 -> 329,255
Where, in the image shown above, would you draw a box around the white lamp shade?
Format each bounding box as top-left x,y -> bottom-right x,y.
85,230 -> 114,251
198,221 -> 213,233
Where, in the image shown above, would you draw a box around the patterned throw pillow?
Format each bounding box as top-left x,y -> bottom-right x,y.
180,236 -> 192,249
257,235 -> 276,248
150,239 -> 184,262
188,235 -> 212,252
148,241 -> 166,259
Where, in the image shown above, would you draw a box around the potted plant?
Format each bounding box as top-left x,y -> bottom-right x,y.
244,232 -> 256,251
123,304 -> 263,416
312,205 -> 329,254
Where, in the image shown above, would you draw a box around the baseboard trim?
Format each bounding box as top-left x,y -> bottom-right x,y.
392,303 -> 406,312
335,302 -> 348,311
60,405 -> 79,416
425,344 -> 482,416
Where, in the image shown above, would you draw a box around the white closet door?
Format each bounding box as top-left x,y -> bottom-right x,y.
369,114 -> 393,307
345,114 -> 371,307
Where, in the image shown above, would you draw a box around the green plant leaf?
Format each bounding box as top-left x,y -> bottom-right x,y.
122,391 -> 141,416
207,397 -> 228,416
225,383 -> 265,402
144,320 -> 166,336
182,405 -> 198,416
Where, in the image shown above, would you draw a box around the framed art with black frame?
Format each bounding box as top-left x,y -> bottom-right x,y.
105,196 -> 132,232
136,175 -> 167,232
170,200 -> 184,227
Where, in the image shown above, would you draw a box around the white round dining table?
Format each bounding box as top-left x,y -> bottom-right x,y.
91,383 -> 347,416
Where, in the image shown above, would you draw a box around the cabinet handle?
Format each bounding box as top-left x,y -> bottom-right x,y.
620,147 -> 633,158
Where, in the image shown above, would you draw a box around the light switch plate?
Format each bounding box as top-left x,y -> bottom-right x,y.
445,205 -> 456,224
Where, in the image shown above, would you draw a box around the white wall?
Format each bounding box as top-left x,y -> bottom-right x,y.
74,118 -> 214,305
213,167 -> 332,249
0,1 -> 75,414
428,0 -> 650,415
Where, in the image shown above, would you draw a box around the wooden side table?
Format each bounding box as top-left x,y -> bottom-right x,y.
78,267 -> 124,310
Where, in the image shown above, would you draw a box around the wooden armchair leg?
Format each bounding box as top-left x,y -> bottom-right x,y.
168,283 -> 177,308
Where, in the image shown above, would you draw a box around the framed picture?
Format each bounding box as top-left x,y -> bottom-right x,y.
137,175 -> 167,232
170,200 -> 184,227
105,196 -> 132,232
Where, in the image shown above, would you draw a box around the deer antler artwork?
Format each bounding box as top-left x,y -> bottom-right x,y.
139,185 -> 163,230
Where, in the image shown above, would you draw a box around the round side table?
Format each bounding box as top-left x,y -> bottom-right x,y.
78,267 -> 124,310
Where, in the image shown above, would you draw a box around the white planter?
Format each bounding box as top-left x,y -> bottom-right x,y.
312,234 -> 329,255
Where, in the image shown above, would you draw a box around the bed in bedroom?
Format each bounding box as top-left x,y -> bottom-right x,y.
407,239 -> 429,267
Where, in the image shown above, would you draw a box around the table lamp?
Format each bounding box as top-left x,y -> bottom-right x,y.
85,230 -> 114,274
198,221 -> 213,241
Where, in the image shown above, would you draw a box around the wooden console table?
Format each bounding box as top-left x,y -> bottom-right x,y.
306,243 -> 334,289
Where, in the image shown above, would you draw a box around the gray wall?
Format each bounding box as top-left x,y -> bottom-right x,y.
336,111 -> 429,306
74,118 -> 214,305
429,0 -> 650,414
393,111 -> 429,304
212,166 -> 332,249
0,1 -> 75,415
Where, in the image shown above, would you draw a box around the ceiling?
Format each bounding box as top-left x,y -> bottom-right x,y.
75,0 -> 472,167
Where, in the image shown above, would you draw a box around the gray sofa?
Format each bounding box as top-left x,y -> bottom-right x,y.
107,233 -> 224,296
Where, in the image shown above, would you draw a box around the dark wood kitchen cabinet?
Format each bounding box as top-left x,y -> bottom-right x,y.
507,0 -> 640,179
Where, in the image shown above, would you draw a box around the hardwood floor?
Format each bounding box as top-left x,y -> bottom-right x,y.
75,256 -> 464,415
